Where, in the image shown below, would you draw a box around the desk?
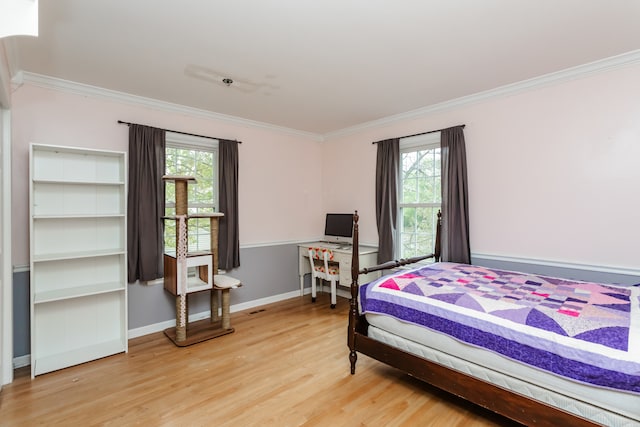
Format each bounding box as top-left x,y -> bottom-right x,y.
298,242 -> 379,295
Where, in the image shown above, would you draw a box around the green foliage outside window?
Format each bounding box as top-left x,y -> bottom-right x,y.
164,146 -> 217,253
400,147 -> 440,258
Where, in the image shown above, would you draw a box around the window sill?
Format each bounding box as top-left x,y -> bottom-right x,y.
143,278 -> 164,286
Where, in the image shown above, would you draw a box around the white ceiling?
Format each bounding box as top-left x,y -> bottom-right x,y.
8,0 -> 640,136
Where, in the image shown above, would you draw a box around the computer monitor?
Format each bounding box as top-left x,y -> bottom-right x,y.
323,213 -> 353,244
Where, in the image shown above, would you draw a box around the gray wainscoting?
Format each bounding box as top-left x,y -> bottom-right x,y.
12,270 -> 29,359
471,255 -> 639,286
128,242 -> 302,330
14,247 -> 636,360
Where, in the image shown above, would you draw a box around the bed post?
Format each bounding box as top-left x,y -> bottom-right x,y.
348,210 -> 360,374
435,210 -> 441,262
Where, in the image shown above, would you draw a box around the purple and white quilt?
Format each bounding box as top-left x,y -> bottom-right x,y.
361,262 -> 640,393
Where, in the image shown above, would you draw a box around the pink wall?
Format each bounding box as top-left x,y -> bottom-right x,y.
12,62 -> 640,272
323,63 -> 640,271
11,85 -> 323,266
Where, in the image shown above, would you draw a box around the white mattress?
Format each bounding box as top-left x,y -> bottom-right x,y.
365,313 -> 640,427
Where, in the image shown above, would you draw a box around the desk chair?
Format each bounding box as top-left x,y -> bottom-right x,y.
307,247 -> 339,309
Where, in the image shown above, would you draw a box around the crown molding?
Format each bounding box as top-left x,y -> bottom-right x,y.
324,49 -> 640,140
14,71 -> 324,141
12,49 -> 640,142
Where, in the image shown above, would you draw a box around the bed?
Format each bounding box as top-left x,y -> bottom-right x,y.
347,211 -> 640,427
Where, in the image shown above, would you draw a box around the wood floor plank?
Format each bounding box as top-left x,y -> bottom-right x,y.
0,295 -> 520,426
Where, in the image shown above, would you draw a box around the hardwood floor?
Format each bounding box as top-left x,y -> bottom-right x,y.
0,294 -> 521,426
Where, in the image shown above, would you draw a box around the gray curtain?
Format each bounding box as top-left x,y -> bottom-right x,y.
441,126 -> 470,263
375,138 -> 400,263
218,139 -> 240,269
127,124 -> 166,282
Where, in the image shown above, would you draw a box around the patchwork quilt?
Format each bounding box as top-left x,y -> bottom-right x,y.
360,262 -> 640,393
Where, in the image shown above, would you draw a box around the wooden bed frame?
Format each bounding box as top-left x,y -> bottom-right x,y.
347,211 -> 600,427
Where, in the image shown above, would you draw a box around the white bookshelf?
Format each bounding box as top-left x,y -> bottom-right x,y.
29,144 -> 128,377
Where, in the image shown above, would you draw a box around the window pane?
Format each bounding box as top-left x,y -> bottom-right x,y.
400,207 -> 416,257
402,177 -> 417,203
419,150 -> 434,178
164,144 -> 217,253
399,143 -> 441,258
403,207 -> 416,232
164,206 -> 176,249
400,206 -> 439,258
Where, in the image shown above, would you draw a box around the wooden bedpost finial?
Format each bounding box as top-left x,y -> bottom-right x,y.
351,210 -> 360,285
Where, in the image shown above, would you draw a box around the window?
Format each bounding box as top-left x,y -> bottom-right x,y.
164,132 -> 218,253
398,132 -> 441,258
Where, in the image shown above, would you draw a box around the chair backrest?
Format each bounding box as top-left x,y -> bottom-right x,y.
307,247 -> 338,280
307,247 -> 322,279
308,247 -> 325,260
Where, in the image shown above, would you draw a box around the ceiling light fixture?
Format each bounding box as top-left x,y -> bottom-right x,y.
185,64 -> 278,94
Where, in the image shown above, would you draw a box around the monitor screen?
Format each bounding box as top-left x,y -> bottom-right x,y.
324,213 -> 353,244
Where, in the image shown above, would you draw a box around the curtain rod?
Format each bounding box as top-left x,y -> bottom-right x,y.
117,120 -> 241,143
372,124 -> 465,144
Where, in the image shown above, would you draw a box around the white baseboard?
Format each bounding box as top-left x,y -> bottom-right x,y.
13,354 -> 30,369
127,289 -> 306,340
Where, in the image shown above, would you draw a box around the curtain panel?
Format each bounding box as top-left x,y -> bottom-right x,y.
375,138 -> 400,263
218,139 -> 240,270
127,124 -> 166,282
440,126 -> 471,264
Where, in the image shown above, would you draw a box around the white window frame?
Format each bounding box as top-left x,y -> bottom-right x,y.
164,132 -> 218,253
398,132 -> 441,259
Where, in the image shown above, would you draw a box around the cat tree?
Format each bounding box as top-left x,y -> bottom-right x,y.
162,175 -> 237,346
